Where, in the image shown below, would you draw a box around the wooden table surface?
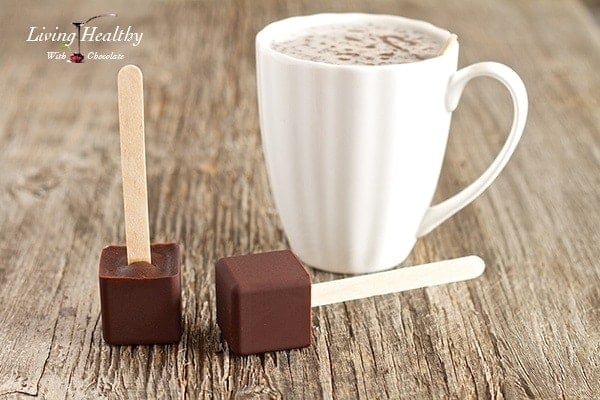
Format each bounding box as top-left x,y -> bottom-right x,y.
1,0 -> 599,398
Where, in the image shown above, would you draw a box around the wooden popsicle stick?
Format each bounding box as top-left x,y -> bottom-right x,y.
117,65 -> 151,264
311,256 -> 485,307
438,34 -> 458,56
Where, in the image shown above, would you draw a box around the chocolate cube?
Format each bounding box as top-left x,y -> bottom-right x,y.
99,243 -> 182,345
216,250 -> 311,355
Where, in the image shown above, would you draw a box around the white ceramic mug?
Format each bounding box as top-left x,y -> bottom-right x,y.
256,13 -> 527,274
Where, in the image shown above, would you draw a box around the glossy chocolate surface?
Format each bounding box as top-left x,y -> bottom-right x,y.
99,243 -> 182,345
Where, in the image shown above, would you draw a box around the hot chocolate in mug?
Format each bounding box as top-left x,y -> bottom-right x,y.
256,13 -> 527,274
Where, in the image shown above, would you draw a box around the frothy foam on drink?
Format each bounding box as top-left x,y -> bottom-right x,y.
271,21 -> 444,65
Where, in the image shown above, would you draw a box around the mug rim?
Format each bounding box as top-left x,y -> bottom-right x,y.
256,13 -> 455,70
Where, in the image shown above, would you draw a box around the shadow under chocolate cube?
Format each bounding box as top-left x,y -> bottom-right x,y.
99,243 -> 182,345
216,250 -> 311,355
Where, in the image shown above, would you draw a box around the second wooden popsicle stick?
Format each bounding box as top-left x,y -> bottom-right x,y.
117,65 -> 151,264
311,256 -> 485,307
438,34 -> 458,56
215,251 -> 486,355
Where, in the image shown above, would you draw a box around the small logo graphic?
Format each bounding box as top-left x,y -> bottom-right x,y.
69,13 -> 117,63
26,13 -> 143,63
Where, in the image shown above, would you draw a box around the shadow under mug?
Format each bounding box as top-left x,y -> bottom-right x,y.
256,13 -> 528,274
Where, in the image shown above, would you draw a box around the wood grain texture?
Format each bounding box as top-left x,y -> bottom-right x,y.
0,0 -> 598,399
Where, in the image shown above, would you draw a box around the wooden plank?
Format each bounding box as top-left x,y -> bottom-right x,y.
0,0 -> 598,398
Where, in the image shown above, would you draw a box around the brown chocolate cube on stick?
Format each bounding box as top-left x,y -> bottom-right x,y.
99,243 -> 182,345
99,65 -> 182,345
216,250 -> 485,355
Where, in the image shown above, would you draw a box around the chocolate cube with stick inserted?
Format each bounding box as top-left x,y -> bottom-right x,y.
99,65 -> 183,346
99,243 -> 182,345
215,250 -> 486,355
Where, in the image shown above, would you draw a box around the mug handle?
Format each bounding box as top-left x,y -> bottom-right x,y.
416,62 -> 528,237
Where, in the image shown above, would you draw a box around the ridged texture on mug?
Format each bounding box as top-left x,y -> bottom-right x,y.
258,51 -> 456,274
